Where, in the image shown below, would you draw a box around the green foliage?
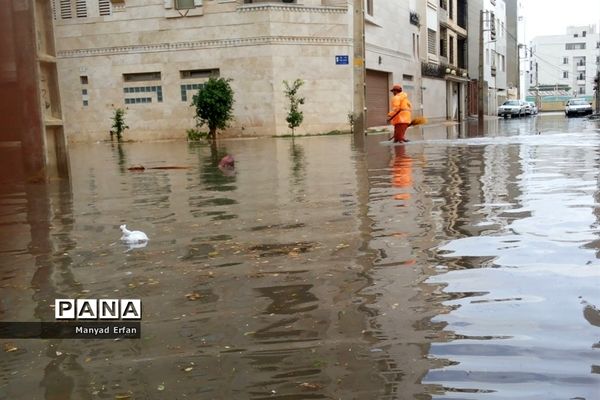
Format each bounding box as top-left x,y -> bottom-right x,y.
347,111 -> 355,133
186,128 -> 209,141
191,77 -> 235,140
110,108 -> 129,141
283,79 -> 305,136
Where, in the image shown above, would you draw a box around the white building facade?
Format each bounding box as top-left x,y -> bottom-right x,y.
530,25 -> 600,98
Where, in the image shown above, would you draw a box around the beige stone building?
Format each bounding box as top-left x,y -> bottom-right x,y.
53,0 -> 474,142
53,0 -> 352,142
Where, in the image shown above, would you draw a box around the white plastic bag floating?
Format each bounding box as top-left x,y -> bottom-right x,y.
120,224 -> 149,243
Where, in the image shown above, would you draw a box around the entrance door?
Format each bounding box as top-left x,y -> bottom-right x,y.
366,70 -> 389,127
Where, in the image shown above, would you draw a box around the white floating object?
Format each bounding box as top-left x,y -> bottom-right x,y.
120,224 -> 149,243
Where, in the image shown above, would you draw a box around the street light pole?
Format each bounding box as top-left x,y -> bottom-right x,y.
353,0 -> 366,139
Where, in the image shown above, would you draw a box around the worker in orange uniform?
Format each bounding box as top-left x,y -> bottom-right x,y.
388,84 -> 412,143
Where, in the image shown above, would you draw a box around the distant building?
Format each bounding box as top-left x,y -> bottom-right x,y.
530,25 -> 600,100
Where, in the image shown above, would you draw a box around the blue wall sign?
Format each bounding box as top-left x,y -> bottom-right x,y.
335,55 -> 349,65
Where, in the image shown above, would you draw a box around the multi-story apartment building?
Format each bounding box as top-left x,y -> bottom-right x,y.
468,0 -> 512,115
419,0 -> 469,122
354,0 -> 470,128
530,25 -> 600,98
52,0 -> 472,141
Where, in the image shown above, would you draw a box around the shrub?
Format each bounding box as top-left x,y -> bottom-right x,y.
283,79 -> 305,136
110,108 -> 129,141
191,77 -> 235,140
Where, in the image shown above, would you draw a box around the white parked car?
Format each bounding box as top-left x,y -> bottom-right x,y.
526,101 -> 538,115
565,98 -> 593,117
498,100 -> 527,118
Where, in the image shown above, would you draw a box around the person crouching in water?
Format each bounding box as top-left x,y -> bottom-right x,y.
388,84 -> 412,143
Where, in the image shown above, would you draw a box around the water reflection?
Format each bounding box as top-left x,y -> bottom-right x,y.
0,137 -> 381,399
3,117 -> 600,398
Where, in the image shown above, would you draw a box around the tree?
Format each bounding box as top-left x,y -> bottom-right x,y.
191,77 -> 235,140
110,108 -> 129,141
283,79 -> 305,136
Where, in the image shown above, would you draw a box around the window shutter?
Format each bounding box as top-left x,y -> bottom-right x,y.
60,0 -> 72,19
75,0 -> 87,17
99,0 -> 111,15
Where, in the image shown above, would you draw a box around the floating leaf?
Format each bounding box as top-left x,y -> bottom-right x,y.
157,384 -> 165,391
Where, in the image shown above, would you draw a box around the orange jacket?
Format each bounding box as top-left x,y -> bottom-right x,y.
388,92 -> 412,125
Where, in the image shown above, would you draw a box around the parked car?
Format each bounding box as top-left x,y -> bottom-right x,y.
565,98 -> 593,117
498,100 -> 527,118
526,101 -> 538,115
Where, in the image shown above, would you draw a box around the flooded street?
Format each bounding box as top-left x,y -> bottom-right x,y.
1,114 -> 600,399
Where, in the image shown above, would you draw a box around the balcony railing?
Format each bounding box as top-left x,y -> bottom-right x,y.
421,62 -> 468,79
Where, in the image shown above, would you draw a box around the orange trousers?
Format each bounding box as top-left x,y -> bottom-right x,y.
393,123 -> 410,142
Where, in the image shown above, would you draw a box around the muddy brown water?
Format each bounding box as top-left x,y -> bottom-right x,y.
1,116 -> 599,399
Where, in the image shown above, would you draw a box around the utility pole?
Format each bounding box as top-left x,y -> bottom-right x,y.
595,70 -> 600,115
353,0 -> 366,139
478,9 -> 485,125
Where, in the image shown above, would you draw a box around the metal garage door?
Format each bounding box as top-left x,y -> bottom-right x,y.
366,69 -> 389,128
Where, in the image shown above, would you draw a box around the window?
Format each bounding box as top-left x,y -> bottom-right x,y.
440,0 -> 447,10
449,0 -> 453,19
80,76 -> 88,84
99,0 -> 111,16
123,86 -> 163,104
123,72 -> 162,82
439,28 -> 447,57
75,0 -> 87,17
566,43 -> 586,50
427,29 -> 437,55
563,57 -> 568,64
501,54 -> 505,71
98,0 -> 111,16
59,0 -> 72,19
579,86 -> 585,94
366,0 -> 373,16
403,74 -> 414,81
180,69 -> 219,79
449,37 -> 454,64
582,31 -> 586,37
176,0 -> 194,9
563,71 -> 569,78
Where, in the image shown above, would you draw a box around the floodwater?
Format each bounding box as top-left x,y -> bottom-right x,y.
1,114 -> 599,399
